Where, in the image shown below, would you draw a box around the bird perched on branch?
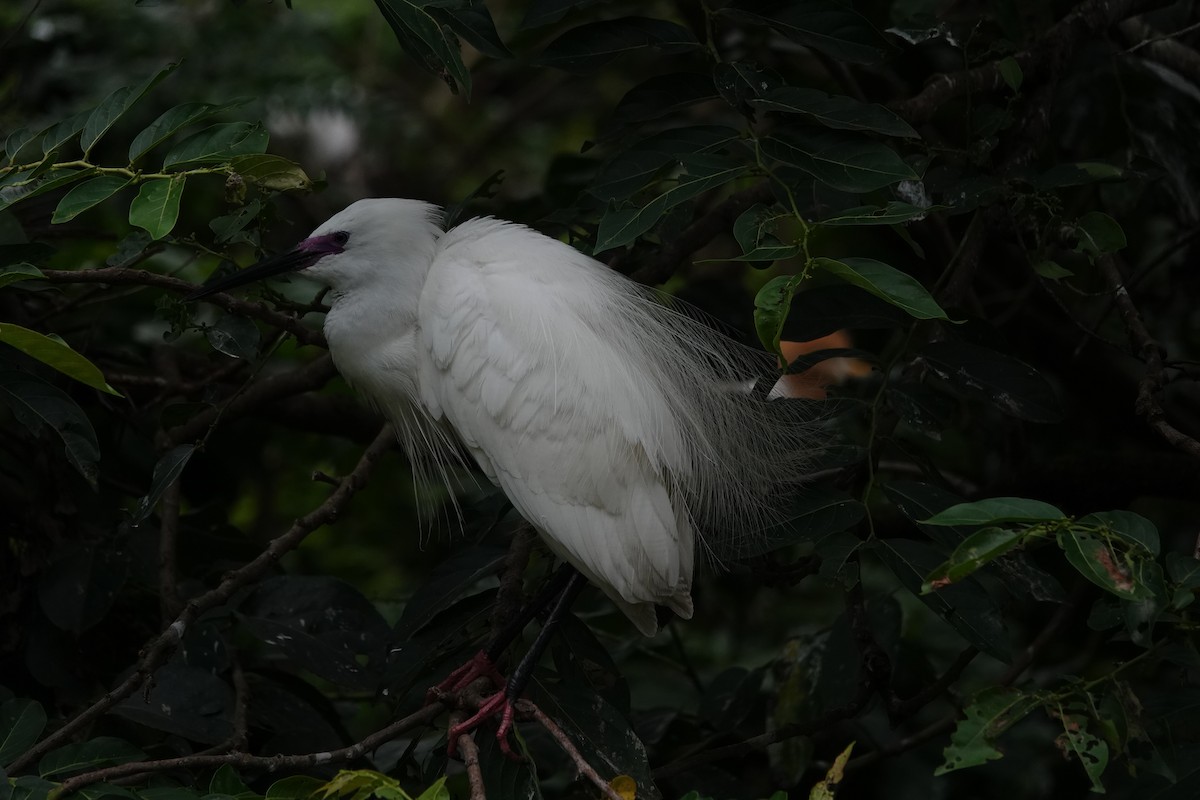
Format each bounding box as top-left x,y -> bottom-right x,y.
190,197 -> 816,748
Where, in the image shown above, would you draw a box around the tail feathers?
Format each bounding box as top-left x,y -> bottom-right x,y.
605,589 -> 694,637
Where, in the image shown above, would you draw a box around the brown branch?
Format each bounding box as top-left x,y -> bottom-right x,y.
1097,255 -> 1200,459
8,426 -> 396,775
489,525 -> 535,649
630,183 -> 776,286
39,268 -> 326,348
521,701 -> 624,800
1119,16 -> 1200,84
890,647 -> 978,722
452,712 -> 488,800
892,0 -> 1172,124
55,703 -> 443,795
157,477 -> 183,624
167,355 -> 340,446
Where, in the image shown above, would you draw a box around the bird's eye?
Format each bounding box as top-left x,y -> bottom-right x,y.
332,231 -> 350,246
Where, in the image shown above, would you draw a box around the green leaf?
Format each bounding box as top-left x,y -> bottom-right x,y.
80,63 -> 178,156
753,274 -> 803,355
131,445 -> 195,525
0,699 -> 47,767
820,201 -> 932,226
129,101 -> 243,162
265,775 -> 326,799
519,0 -> 606,28
209,764 -> 251,796
162,122 -> 269,170
41,110 -> 92,156
761,131 -> 918,192
936,687 -> 1040,774
38,548 -> 128,632
205,314 -> 261,360
1075,211 -> 1126,258
997,57 -> 1023,91
753,86 -> 917,138
537,16 -> 699,73
0,323 -> 120,395
920,340 -> 1064,423
1077,510 -> 1160,556
1033,162 -> 1127,190
38,737 -> 144,779
1050,701 -> 1108,792
374,0 -> 472,95
734,488 -> 866,558
713,61 -> 784,114
0,263 -> 46,289
922,497 -> 1064,526
413,777 -> 450,800
923,528 -> 1025,590
0,168 -> 98,213
718,1 -> 887,63
5,127 -> 39,164
429,1 -> 511,60
229,154 -> 312,191
50,176 -> 132,223
594,155 -> 748,251
814,257 -> 948,320
1033,259 -> 1073,280
1059,529 -> 1155,600
876,538 -> 1012,661
604,73 -> 720,131
0,371 -> 100,485
128,176 -> 185,240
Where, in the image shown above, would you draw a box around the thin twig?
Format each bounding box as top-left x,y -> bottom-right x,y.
452,712 -> 488,800
39,268 -> 325,348
55,703 -> 443,795
521,701 -> 623,800
157,477 -> 183,624
8,426 -> 396,775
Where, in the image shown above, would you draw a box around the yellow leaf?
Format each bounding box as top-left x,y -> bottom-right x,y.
610,774 -> 637,800
808,741 -> 855,800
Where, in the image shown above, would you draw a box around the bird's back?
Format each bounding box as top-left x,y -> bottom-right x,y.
410,216 -> 814,635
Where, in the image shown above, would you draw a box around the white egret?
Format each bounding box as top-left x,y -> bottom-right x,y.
189,197 -> 817,749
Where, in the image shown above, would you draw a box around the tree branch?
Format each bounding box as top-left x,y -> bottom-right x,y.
8,426 -> 396,775
39,268 -> 326,348
892,0 -> 1172,124
1097,255 -> 1200,459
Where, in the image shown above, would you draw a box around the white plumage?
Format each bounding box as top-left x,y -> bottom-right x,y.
250,198 -> 815,635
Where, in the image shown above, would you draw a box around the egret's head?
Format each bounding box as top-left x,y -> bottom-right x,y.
187,198 -> 443,300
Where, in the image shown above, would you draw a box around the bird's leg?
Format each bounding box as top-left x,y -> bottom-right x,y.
426,565 -> 577,703
448,571 -> 588,759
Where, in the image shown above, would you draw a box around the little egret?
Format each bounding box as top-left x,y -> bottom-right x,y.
189,198 -> 816,749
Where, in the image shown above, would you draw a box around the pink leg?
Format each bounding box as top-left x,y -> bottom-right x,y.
424,650 -> 504,704
446,691 -> 523,761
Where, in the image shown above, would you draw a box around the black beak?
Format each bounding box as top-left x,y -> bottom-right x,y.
186,248 -> 317,301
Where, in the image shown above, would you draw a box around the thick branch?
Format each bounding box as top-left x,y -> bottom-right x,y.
1097,255 -> 1200,459
8,426 -> 396,775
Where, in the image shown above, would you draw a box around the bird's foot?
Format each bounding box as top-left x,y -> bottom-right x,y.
447,690 -> 522,761
424,650 -> 504,705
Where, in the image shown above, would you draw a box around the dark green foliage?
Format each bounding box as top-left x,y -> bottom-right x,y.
2,1 -> 1200,799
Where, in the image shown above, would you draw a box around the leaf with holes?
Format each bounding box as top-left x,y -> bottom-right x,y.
1049,701 -> 1108,792
1059,529 -> 1156,600
923,528 -> 1026,591
937,687 -> 1041,774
